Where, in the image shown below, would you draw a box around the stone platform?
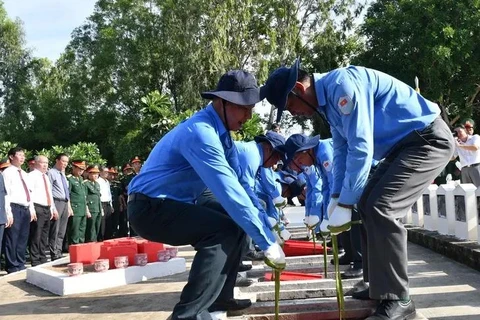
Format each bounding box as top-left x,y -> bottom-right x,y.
26,257 -> 186,295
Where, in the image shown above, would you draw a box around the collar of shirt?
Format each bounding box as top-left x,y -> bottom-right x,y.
206,103 -> 228,138
314,72 -> 328,111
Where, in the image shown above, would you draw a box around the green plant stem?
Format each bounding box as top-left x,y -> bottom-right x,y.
332,235 -> 345,320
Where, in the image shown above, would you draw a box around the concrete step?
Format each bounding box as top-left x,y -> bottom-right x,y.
237,277 -> 364,294
228,297 -> 377,318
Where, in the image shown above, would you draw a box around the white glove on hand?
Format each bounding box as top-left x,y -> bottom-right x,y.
303,215 -> 320,229
319,219 -> 330,235
280,228 -> 292,241
264,242 -> 286,270
327,198 -> 339,217
273,196 -> 287,208
327,205 -> 352,235
267,216 -> 279,229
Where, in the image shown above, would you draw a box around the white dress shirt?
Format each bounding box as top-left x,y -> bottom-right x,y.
28,169 -> 57,214
2,165 -> 35,214
454,134 -> 480,167
97,177 -> 112,203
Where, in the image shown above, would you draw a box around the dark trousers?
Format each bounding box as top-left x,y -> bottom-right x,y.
128,195 -> 244,320
29,204 -> 51,266
49,199 -> 69,260
0,223 -> 5,264
339,208 -> 362,268
4,204 -> 31,273
358,117 -> 454,300
118,209 -> 129,237
101,202 -> 114,240
197,189 -> 252,257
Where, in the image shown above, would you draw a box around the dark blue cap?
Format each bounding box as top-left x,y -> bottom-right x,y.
261,58 -> 300,122
281,133 -> 320,166
254,131 -> 286,153
201,70 -> 263,106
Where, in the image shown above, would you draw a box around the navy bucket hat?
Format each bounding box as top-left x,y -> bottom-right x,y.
261,58 -> 300,122
201,70 -> 263,106
254,131 -> 286,153
281,133 -> 320,166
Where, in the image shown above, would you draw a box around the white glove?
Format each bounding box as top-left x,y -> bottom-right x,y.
267,216 -> 279,229
273,196 -> 287,208
280,228 -> 292,241
327,198 -> 339,217
319,219 -> 330,234
264,242 -> 286,265
303,215 -> 320,229
327,205 -> 352,235
455,161 -> 462,171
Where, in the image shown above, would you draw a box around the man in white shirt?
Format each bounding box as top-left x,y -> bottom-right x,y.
454,125 -> 480,186
97,166 -> 113,240
2,146 -> 36,273
28,155 -> 57,266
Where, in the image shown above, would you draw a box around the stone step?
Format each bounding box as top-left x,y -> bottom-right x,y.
228,297 -> 377,317
247,265 -> 350,277
237,277 -> 364,294
252,254 -> 338,266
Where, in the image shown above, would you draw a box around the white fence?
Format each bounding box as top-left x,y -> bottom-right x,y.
407,183 -> 480,243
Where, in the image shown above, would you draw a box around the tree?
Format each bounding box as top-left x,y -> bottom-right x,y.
354,0 -> 480,123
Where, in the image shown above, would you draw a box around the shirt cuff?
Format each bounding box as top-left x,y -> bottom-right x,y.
338,189 -> 361,206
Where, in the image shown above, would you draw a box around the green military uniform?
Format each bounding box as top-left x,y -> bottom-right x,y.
67,175 -> 87,244
84,179 -> 102,242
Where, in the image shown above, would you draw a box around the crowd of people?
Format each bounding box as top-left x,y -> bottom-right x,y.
0,151 -> 143,273
0,59 -> 473,320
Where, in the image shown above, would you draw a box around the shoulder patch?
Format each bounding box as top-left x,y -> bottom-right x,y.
323,161 -> 332,172
337,95 -> 353,115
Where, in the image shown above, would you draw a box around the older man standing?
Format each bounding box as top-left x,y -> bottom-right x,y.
2,146 -> 36,273
48,153 -> 72,261
28,155 -> 57,266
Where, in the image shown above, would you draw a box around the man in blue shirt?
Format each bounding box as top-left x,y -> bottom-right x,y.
262,59 -> 455,320
282,133 -> 363,278
128,70 -> 285,320
281,134 -> 333,235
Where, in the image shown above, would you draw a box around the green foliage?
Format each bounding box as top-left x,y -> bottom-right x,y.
231,114 -> 264,142
354,0 -> 480,122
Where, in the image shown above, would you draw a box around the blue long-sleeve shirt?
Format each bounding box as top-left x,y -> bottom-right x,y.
255,168 -> 282,220
314,66 -> 439,205
129,104 -> 276,250
304,139 -> 334,220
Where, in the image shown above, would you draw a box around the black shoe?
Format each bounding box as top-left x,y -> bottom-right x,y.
342,265 -> 363,279
245,251 -> 265,261
366,300 -> 416,320
235,275 -> 254,287
238,263 -> 252,272
208,298 -> 252,312
352,288 -> 371,300
330,255 -> 351,266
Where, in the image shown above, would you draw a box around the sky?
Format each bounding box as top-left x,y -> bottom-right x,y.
1,0 -> 307,134
3,0 -> 97,61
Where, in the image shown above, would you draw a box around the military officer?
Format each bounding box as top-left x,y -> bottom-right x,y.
131,156 -> 142,174
84,165 -> 103,242
67,160 -> 90,244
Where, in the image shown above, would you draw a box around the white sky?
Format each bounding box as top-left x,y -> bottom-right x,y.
3,0 -> 97,61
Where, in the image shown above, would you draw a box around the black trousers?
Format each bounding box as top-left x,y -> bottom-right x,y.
29,204 -> 51,266
100,202 -> 114,240
4,203 -> 31,273
128,194 -> 244,320
339,208 -> 362,268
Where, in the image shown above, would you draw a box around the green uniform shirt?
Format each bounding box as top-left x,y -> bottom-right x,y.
110,180 -> 122,211
84,179 -> 102,213
67,175 -> 87,217
120,173 -> 136,196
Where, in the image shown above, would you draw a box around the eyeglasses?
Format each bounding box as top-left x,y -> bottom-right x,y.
465,126 -> 473,129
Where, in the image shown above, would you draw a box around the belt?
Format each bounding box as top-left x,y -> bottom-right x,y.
34,203 -> 51,209
11,203 -> 29,209
54,198 -> 68,202
127,193 -> 152,203
464,163 -> 480,168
